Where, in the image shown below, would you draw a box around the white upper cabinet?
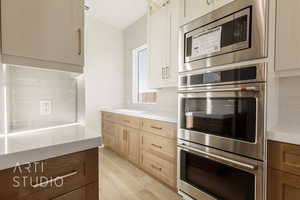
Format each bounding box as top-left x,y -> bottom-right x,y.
275,0 -> 300,74
148,0 -> 178,89
1,0 -> 84,73
180,0 -> 234,26
214,0 -> 235,10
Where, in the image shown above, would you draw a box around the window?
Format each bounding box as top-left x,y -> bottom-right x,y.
132,45 -> 157,104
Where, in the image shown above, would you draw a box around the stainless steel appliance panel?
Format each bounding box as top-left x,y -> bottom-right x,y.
179,0 -> 268,72
178,82 -> 266,160
177,140 -> 264,200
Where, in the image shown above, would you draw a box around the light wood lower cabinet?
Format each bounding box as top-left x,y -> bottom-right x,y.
268,141 -> 300,200
101,111 -> 177,189
0,148 -> 99,200
127,127 -> 140,165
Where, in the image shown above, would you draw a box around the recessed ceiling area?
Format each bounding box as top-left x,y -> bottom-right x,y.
85,0 -> 148,29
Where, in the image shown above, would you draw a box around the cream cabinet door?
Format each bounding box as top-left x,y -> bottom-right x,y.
127,127 -> 140,165
275,0 -> 300,72
180,0 -> 214,25
148,0 -> 178,88
148,4 -> 170,88
214,0 -> 235,10
1,0 -> 84,67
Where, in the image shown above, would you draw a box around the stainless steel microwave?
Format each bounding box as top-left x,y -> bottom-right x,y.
179,0 -> 269,72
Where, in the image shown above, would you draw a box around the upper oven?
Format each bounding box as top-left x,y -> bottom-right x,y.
179,0 -> 269,72
178,63 -> 266,160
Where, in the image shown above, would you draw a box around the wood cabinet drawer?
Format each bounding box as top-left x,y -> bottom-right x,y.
52,182 -> 98,200
0,149 -> 98,200
102,112 -> 117,122
141,119 -> 176,139
102,121 -> 115,134
141,131 -> 176,161
140,150 -> 176,188
268,141 -> 300,176
120,115 -> 140,129
268,168 -> 300,200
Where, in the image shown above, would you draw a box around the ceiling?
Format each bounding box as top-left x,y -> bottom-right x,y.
85,0 -> 148,29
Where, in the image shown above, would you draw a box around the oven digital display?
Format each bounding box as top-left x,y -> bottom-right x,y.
203,72 -> 221,84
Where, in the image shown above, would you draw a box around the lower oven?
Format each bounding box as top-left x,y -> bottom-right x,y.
177,140 -> 264,200
178,81 -> 266,160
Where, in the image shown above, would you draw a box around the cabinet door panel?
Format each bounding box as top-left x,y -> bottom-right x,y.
127,127 -> 140,165
115,125 -> 128,157
214,0 -> 234,10
1,0 -> 84,66
276,0 -> 300,71
181,0 -> 213,25
148,6 -> 170,88
268,169 -> 300,200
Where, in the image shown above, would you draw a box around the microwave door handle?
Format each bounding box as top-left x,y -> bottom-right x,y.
178,144 -> 257,171
177,86 -> 259,94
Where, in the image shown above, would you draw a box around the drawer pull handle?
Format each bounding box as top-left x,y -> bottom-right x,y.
32,171 -> 78,188
150,126 -> 162,130
151,144 -> 162,149
151,164 -> 162,171
124,120 -> 130,123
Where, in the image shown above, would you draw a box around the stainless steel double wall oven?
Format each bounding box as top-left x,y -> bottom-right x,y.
177,0 -> 268,199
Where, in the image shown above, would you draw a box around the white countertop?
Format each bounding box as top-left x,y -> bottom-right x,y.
268,125 -> 300,145
0,124 -> 102,170
101,108 -> 177,123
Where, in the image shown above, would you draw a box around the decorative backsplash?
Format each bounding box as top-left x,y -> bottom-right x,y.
4,65 -> 81,133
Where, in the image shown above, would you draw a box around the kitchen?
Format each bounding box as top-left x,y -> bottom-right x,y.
0,0 -> 299,200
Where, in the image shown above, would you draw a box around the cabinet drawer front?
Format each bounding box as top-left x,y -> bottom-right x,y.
102,121 -> 115,134
0,149 -> 98,200
268,141 -> 300,176
102,112 -> 117,122
141,150 -> 176,188
141,119 -> 176,139
120,115 -> 140,129
141,132 -> 176,161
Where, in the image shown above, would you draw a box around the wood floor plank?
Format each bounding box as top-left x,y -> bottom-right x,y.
99,148 -> 181,200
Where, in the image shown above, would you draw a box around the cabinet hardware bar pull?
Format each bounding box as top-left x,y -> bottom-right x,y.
78,28 -> 82,55
151,144 -> 162,149
151,164 -> 162,171
178,87 -> 259,94
150,126 -> 163,130
178,144 -> 257,171
124,120 -> 130,123
32,171 -> 78,188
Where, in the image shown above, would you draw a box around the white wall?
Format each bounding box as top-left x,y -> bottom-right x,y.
85,15 -> 124,132
123,16 -> 178,115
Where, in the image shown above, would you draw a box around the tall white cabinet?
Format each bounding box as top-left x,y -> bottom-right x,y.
148,0 -> 179,88
1,0 -> 84,73
275,0 -> 300,75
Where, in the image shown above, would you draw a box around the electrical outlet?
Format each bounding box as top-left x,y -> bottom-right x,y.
40,100 -> 52,115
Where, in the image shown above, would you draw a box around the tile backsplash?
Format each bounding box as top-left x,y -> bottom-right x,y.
6,65 -> 80,132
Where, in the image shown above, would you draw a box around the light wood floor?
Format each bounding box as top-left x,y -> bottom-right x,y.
99,148 -> 182,200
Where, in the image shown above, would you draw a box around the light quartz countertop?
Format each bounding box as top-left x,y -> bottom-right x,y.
0,124 -> 102,170
101,108 -> 177,123
268,125 -> 300,145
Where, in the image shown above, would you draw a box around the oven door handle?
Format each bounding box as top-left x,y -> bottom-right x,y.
178,86 -> 259,94
178,144 -> 258,171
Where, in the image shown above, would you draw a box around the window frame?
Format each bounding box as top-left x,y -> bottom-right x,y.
132,44 -> 156,104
